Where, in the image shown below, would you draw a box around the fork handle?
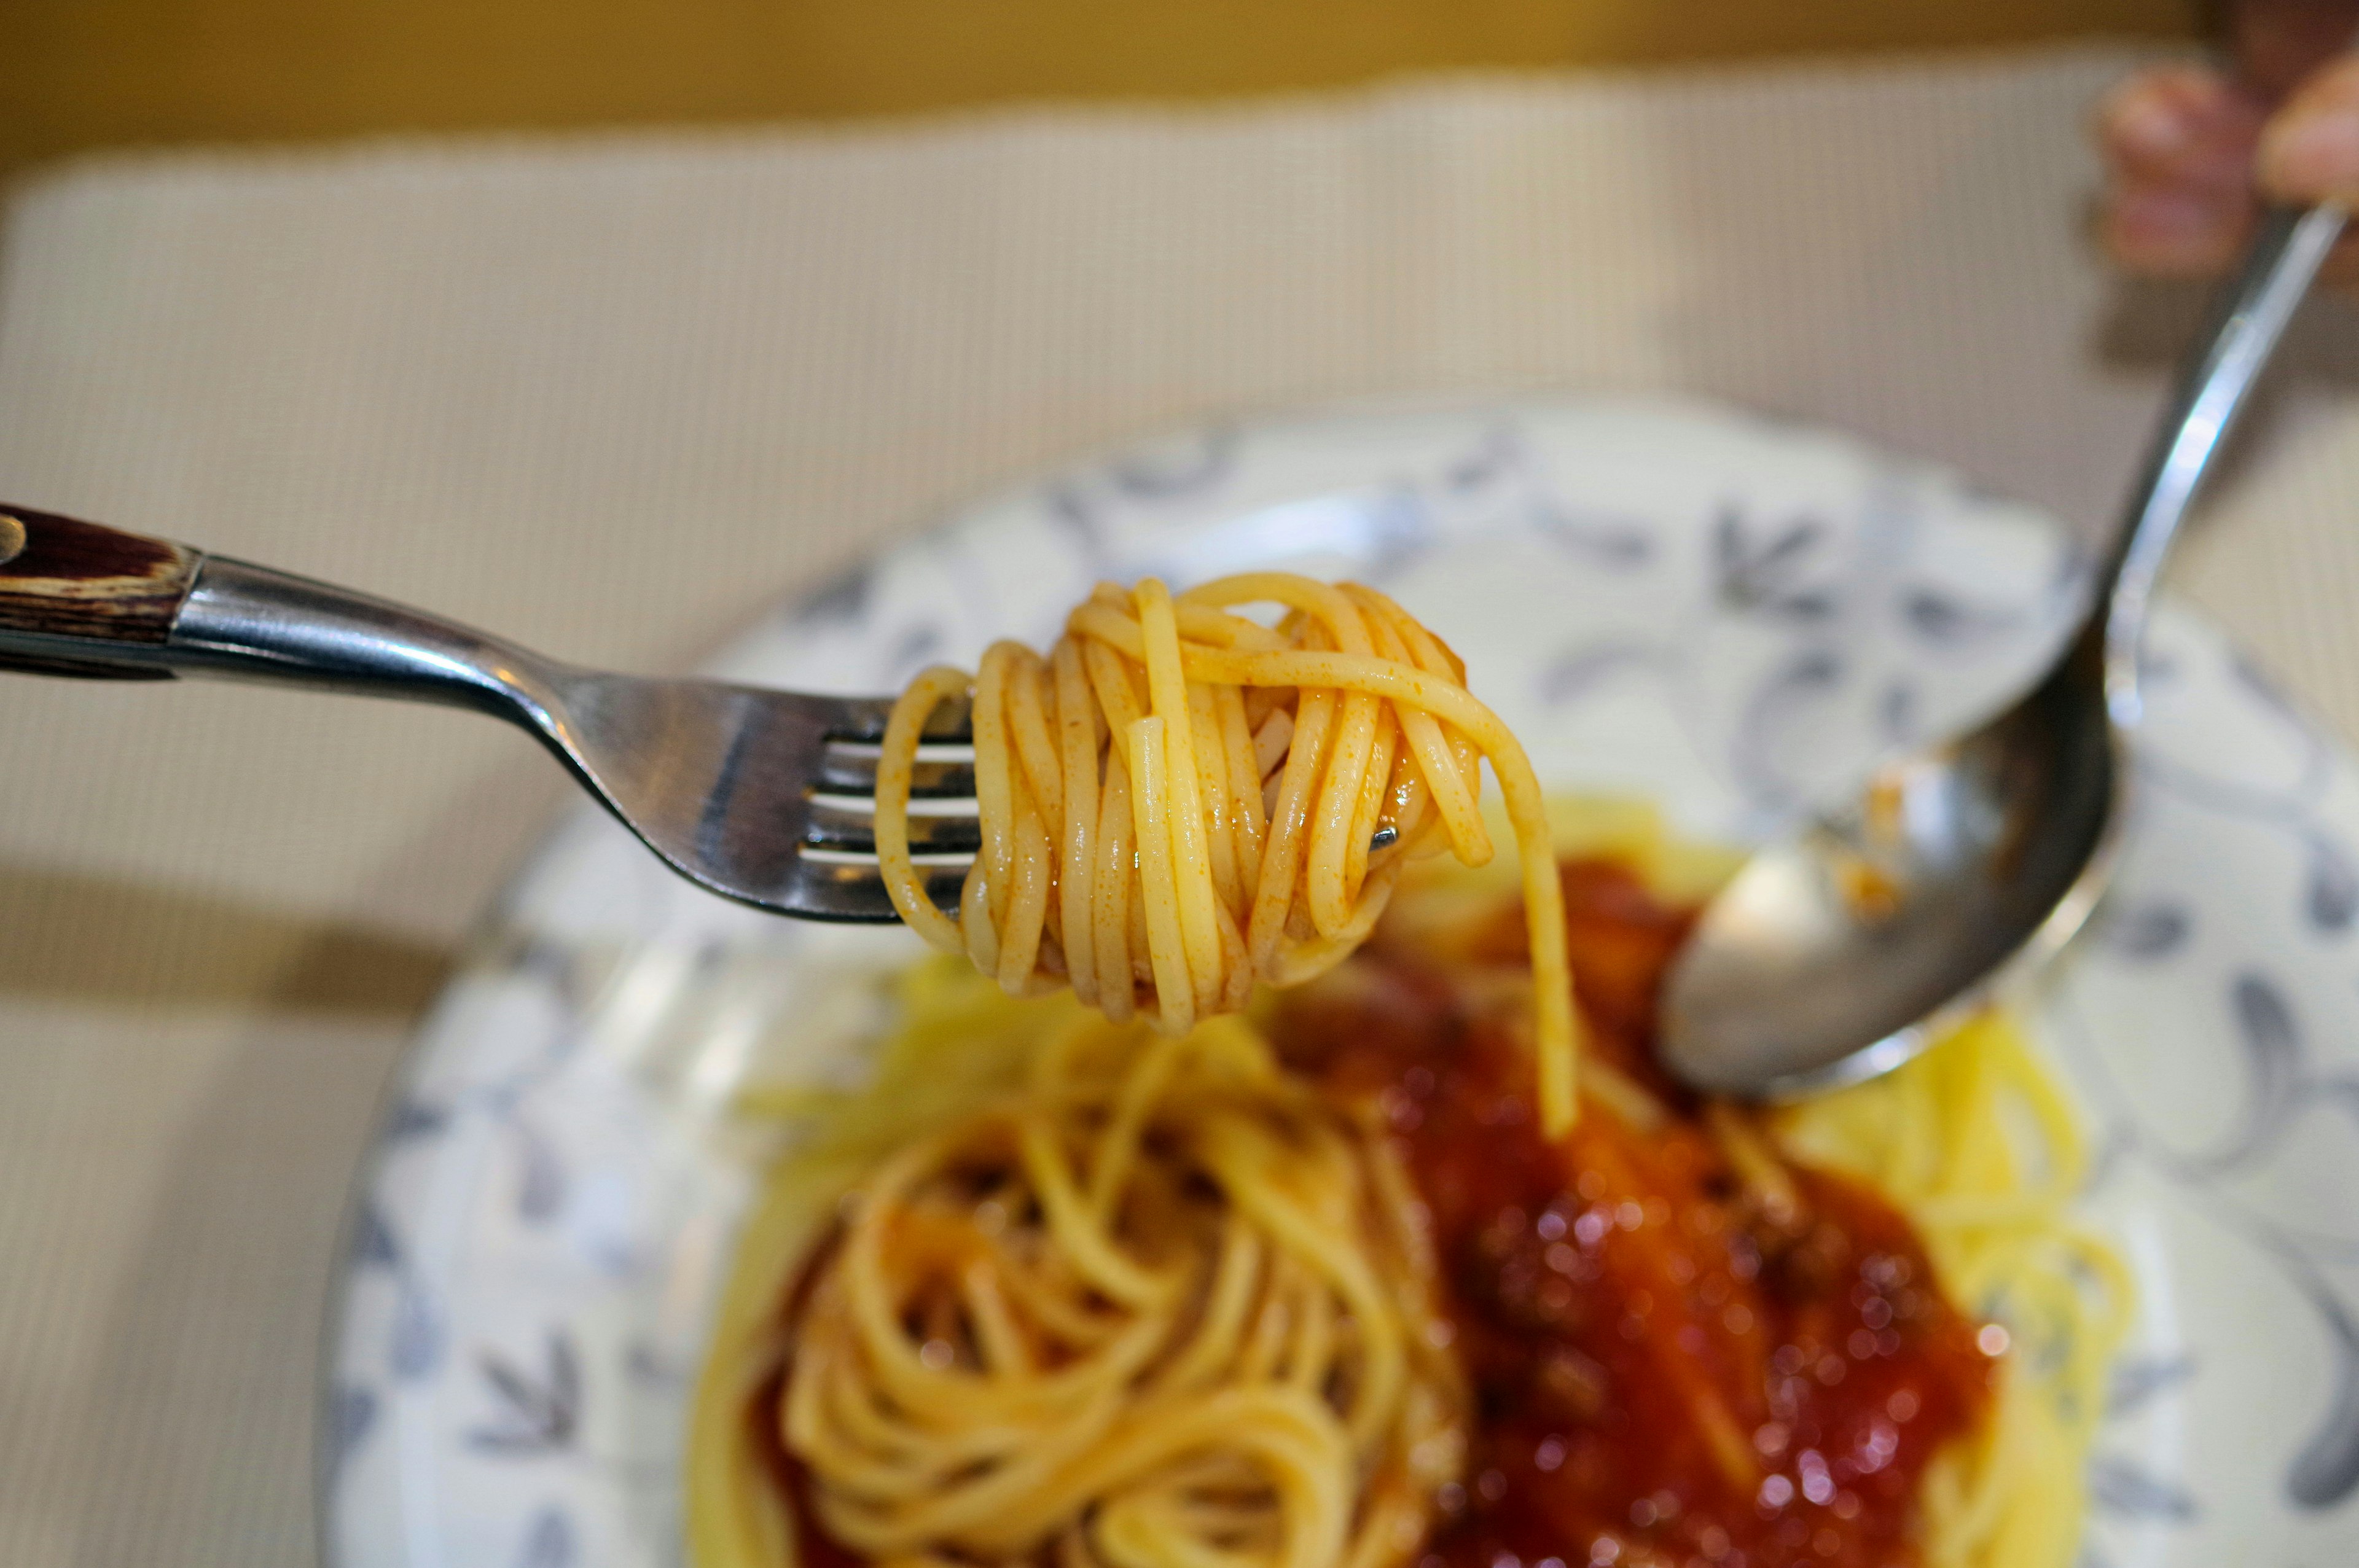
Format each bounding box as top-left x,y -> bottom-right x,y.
0,505 -> 203,679
0,501 -> 563,727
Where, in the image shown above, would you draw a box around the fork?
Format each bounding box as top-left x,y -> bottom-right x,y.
0,505 -> 977,921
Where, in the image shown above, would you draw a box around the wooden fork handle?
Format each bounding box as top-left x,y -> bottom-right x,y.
0,505 -> 203,679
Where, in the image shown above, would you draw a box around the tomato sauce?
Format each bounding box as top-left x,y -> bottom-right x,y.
744,1223 -> 872,1568
1273,860 -> 1996,1568
749,1362 -> 864,1568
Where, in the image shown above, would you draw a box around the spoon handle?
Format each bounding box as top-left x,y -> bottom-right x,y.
2102,203 -> 2347,725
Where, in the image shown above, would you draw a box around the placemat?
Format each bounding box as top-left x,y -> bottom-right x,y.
6,45 -> 2354,1566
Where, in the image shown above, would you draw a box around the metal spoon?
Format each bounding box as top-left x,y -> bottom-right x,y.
1659,203 -> 2349,1099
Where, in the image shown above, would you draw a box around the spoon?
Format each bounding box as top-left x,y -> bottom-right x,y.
1659,202 -> 2349,1099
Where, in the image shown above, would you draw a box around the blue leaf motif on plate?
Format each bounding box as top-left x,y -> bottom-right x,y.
2284,1262 -> 2359,1508
2229,647 -> 2305,726
1530,500 -> 1654,569
1729,646 -> 1847,810
788,561 -> 874,629
470,1329 -> 582,1453
2107,902 -> 2192,961
2106,1352 -> 2197,1418
1770,591 -> 1837,622
516,1505 -> 576,1568
626,1338 -> 689,1388
1878,681 -> 1919,745
327,1384 -> 378,1478
1540,641 -> 1664,708
1044,482 -> 1111,573
886,625 -> 947,688
2305,829 -> 2359,932
509,934 -> 590,998
2183,971 -> 2307,1175
389,1282 -> 445,1381
1899,586 -> 2020,647
1442,423 -> 1519,492
1345,486 -> 1435,583
385,1099 -> 448,1140
1106,426 -> 1238,501
2088,1454 -> 2200,1522
514,1121 -> 568,1225
353,1201 -> 402,1268
1715,506 -> 1836,620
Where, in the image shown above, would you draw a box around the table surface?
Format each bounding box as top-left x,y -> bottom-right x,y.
7,44 -> 2359,1568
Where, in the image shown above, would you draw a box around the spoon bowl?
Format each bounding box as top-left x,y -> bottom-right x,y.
1664,627 -> 2118,1096
1661,204 -> 2349,1099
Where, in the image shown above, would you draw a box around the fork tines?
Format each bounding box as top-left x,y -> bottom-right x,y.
798,697 -> 979,873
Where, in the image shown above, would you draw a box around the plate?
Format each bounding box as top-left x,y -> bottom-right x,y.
322,395 -> 2359,1568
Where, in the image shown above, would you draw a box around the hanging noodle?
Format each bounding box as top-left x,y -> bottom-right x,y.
688,970 -> 1465,1568
874,575 -> 1579,1133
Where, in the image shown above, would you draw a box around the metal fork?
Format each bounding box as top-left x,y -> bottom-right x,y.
0,505 -> 977,921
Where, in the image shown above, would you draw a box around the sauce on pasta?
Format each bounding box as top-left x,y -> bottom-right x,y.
1275,861 -> 1995,1568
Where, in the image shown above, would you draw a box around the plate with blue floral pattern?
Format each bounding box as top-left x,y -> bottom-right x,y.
323,394 -> 2359,1568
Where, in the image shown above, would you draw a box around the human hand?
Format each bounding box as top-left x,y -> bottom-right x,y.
2097,0 -> 2359,282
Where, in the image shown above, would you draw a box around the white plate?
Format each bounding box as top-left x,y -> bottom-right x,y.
322,394 -> 2359,1568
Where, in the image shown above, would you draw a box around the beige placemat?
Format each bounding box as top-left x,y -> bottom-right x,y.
6,46 -> 2357,1567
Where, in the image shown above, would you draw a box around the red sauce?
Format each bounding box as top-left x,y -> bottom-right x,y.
747,1228 -> 871,1568
749,1362 -> 867,1568
1273,859 -> 1997,1568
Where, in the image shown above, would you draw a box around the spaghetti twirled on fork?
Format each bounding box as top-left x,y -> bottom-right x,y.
872,574 -> 1579,1131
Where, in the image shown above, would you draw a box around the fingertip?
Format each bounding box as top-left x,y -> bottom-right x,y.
2097,69 -> 2207,159
2099,186 -> 2249,278
2259,53 -> 2359,202
2259,107 -> 2359,205
2099,64 -> 2263,183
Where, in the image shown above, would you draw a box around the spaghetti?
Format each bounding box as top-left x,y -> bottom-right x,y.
688,971 -> 1465,1568
695,789 -> 2127,1568
873,575 -> 1579,1133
